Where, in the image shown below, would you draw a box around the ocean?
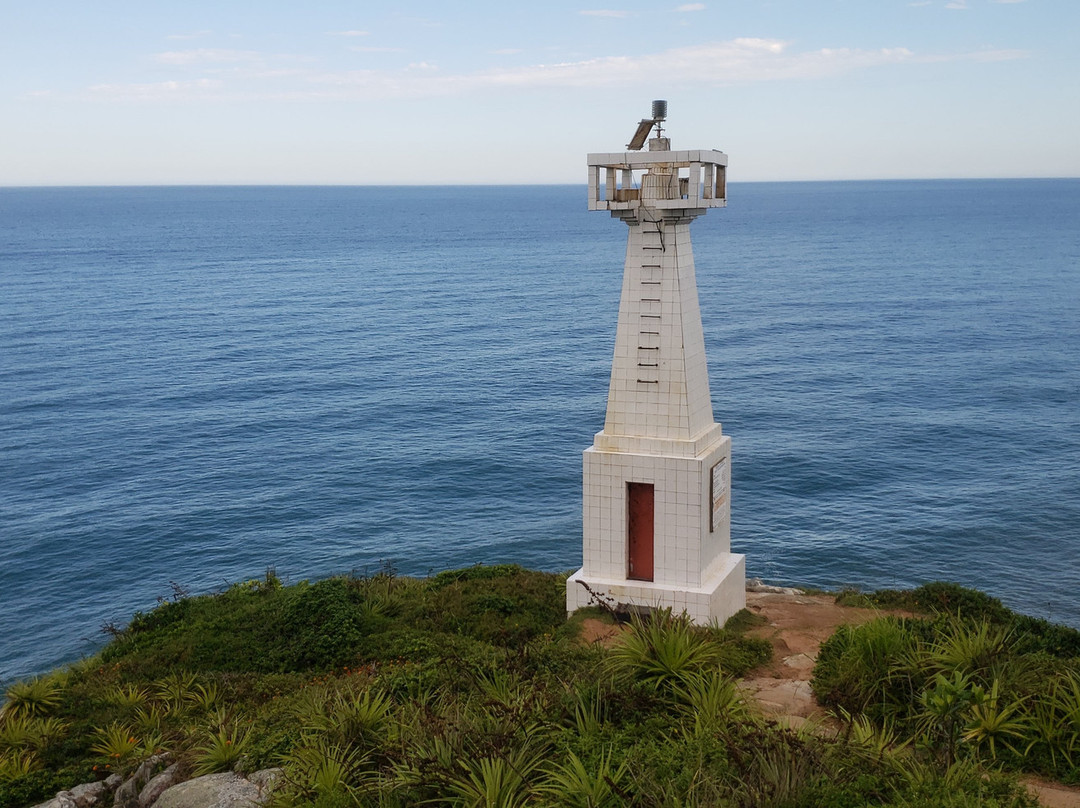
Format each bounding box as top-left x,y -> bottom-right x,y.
1,180 -> 1078,683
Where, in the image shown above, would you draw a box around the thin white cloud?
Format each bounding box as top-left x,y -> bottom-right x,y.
908,1 -> 932,6
304,39 -> 916,96
88,79 -> 223,100
579,10 -> 631,18
676,3 -> 706,11
328,30 -> 369,37
945,0 -> 969,8
155,49 -> 261,65
993,0 -> 1027,3
88,38 -> 1027,103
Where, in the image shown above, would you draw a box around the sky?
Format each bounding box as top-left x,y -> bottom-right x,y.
1,0 -> 1078,185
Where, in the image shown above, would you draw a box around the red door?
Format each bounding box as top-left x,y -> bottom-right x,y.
627,482 -> 654,581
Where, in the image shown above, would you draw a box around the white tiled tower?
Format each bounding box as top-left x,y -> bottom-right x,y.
567,103 -> 745,625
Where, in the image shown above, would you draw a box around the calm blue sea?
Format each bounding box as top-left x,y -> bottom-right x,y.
1,181 -> 1078,683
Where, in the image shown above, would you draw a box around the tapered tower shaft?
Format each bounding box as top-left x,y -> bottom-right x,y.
602,211 -> 713,446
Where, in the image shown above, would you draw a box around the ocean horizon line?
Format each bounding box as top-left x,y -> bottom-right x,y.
2,176 -> 1079,191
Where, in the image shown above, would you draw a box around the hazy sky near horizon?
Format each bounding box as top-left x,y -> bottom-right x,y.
2,0 -> 1077,185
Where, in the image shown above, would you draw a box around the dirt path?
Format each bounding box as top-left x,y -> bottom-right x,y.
739,590 -> 890,727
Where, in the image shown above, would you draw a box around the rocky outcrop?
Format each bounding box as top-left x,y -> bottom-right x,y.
153,771 -> 280,808
114,755 -> 172,808
32,775 -> 121,808
138,764 -> 183,808
68,778 -> 119,808
30,765 -> 280,808
746,577 -> 803,596
31,794 -> 76,808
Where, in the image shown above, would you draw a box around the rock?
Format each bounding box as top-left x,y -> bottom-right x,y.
244,770 -> 281,794
138,764 -> 183,808
113,779 -> 139,808
746,578 -> 803,595
69,781 -> 111,808
740,678 -> 818,719
115,755 -> 172,808
153,771 -> 280,808
34,793 -> 77,808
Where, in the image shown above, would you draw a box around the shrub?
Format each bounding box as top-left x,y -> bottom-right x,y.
812,617 -> 921,721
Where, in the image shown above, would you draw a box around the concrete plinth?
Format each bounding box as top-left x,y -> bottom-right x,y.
566,553 -> 745,625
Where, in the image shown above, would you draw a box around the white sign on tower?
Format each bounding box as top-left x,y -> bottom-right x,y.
567,101 -> 746,624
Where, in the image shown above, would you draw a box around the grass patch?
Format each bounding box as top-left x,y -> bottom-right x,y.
0,573 -> 1057,808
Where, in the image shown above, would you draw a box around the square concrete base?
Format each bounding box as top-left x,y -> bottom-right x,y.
566,552 -> 746,626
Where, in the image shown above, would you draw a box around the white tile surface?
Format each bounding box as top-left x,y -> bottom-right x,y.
570,159 -> 745,625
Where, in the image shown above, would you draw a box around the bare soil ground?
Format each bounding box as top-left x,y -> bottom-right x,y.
579,592 -> 1080,807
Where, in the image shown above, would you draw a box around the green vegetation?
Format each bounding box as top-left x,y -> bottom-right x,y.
816,581 -> 1080,785
0,569 -> 1061,807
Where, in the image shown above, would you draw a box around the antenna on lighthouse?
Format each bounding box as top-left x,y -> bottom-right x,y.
626,99 -> 668,150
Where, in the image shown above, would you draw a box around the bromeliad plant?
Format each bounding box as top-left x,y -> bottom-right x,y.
193,725 -> 250,775
674,669 -> 755,734
962,679 -> 1028,761
538,748 -> 629,808
2,677 -> 63,719
90,722 -> 141,765
154,672 -> 197,714
606,610 -> 724,692
106,684 -> 149,711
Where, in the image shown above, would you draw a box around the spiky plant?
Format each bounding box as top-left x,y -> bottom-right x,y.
326,688 -> 393,748
1052,670 -> 1080,762
476,668 -> 528,712
0,714 -> 39,753
539,748 -> 628,808
1025,697 -> 1069,771
567,681 -> 608,737
28,716 -> 67,750
280,740 -> 373,802
444,746 -> 543,808
832,705 -> 910,769
0,751 -> 38,782
154,672 -> 197,713
2,677 -> 62,718
674,669 -> 755,733
606,610 -> 724,692
132,704 -> 166,734
962,678 -> 1028,761
734,734 -> 817,808
90,722 -> 141,764
927,620 -> 1015,681
186,682 -> 219,711
193,725 -> 249,775
138,729 -> 167,759
107,684 -> 149,710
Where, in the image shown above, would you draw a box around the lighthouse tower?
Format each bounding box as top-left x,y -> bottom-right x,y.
566,102 -> 745,625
